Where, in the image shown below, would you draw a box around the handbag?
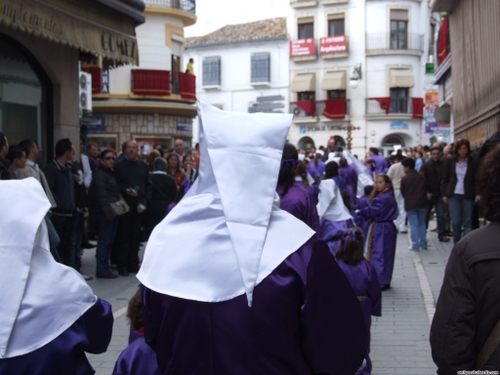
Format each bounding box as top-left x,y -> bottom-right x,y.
475,317 -> 500,370
109,196 -> 129,216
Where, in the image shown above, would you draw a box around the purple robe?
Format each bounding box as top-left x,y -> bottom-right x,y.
112,330 -> 162,375
338,260 -> 382,375
142,237 -> 368,375
370,154 -> 387,174
308,159 -> 326,179
339,166 -> 358,205
277,183 -> 320,235
353,196 -> 371,239
356,191 -> 398,286
320,218 -> 354,257
0,298 -> 112,375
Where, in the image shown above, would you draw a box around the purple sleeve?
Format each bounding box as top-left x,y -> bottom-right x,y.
305,191 -> 321,236
302,240 -> 368,374
83,298 -> 114,354
358,195 -> 383,220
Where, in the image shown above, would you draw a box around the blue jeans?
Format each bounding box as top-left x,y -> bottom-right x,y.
407,207 -> 428,250
96,213 -> 118,276
448,194 -> 474,244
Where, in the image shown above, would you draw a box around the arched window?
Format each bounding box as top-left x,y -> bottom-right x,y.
297,137 -> 315,151
0,34 -> 52,162
382,134 -> 405,147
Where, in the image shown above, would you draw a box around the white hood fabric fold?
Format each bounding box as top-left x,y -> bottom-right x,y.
0,178 -> 96,358
137,101 -> 315,306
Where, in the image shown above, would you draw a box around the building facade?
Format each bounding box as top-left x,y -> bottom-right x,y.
288,0 -> 430,157
431,0 -> 500,149
0,0 -> 144,161
84,0 -> 197,153
184,18 -> 289,143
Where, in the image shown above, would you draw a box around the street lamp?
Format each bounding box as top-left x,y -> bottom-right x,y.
349,63 -> 362,89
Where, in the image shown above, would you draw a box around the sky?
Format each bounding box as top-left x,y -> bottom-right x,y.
184,0 -> 290,38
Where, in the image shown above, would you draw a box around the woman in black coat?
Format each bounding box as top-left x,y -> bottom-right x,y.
440,139 -> 479,244
89,149 -> 121,278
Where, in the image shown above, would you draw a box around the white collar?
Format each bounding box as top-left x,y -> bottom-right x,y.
138,102 -> 314,306
0,178 -> 96,358
151,170 -> 167,175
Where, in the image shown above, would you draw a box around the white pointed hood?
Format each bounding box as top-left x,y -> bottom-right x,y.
0,178 -> 96,358
138,102 -> 315,306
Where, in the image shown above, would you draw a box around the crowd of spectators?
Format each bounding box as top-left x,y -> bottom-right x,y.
0,131 -> 197,279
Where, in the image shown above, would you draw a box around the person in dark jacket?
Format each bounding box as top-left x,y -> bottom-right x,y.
420,147 -> 449,242
440,139 -> 479,244
0,132 -> 11,180
430,143 -> 500,373
89,149 -> 121,279
144,157 -> 177,240
401,158 -> 428,251
44,138 -> 75,263
112,140 -> 152,276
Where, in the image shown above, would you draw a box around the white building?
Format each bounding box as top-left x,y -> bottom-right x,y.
84,0 -> 198,153
288,0 -> 430,157
184,18 -> 289,143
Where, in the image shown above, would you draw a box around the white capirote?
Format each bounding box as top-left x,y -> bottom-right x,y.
0,178 -> 96,358
316,178 -> 353,222
137,101 -> 315,306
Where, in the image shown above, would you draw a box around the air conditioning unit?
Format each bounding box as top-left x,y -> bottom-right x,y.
79,71 -> 92,112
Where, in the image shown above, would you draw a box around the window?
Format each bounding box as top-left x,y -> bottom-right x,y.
327,90 -> 346,99
298,92 -> 315,101
202,57 -> 221,86
390,88 -> 409,113
328,14 -> 345,36
298,17 -> 314,39
251,54 -> 270,83
390,10 -> 408,50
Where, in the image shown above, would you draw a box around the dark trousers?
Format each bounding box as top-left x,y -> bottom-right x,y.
427,195 -> 446,238
95,213 -> 118,276
113,207 -> 144,272
68,210 -> 84,271
50,214 -> 73,265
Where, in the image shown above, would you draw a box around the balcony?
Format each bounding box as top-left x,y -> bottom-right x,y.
366,33 -> 424,56
366,98 -> 424,119
290,100 -> 351,121
143,0 -> 195,13
290,0 -> 318,8
132,69 -> 196,100
316,99 -> 350,119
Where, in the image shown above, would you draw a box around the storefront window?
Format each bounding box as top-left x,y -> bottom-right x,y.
0,35 -> 48,162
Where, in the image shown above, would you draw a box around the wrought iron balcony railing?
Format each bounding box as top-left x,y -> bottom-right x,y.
143,0 -> 195,13
366,32 -> 424,52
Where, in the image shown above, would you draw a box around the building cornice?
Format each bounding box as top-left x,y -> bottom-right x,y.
144,6 -> 197,26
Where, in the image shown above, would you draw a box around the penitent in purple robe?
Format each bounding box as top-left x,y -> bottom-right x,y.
370,154 -> 387,174
0,298 -> 113,375
277,183 -> 320,235
142,237 -> 368,375
112,330 -> 162,375
308,159 -> 326,179
356,191 -> 398,286
338,260 -> 382,375
339,166 -> 358,205
320,218 -> 354,256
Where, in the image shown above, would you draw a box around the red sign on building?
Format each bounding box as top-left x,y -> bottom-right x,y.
290,39 -> 316,57
319,35 -> 347,54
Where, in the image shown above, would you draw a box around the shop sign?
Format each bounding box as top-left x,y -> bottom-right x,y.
319,35 -> 347,54
425,91 -> 439,104
177,121 -> 192,132
425,121 -> 438,133
390,121 -> 408,130
298,124 -> 343,133
425,105 -> 436,121
290,39 -> 316,57
81,115 -> 105,132
0,0 -> 138,65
